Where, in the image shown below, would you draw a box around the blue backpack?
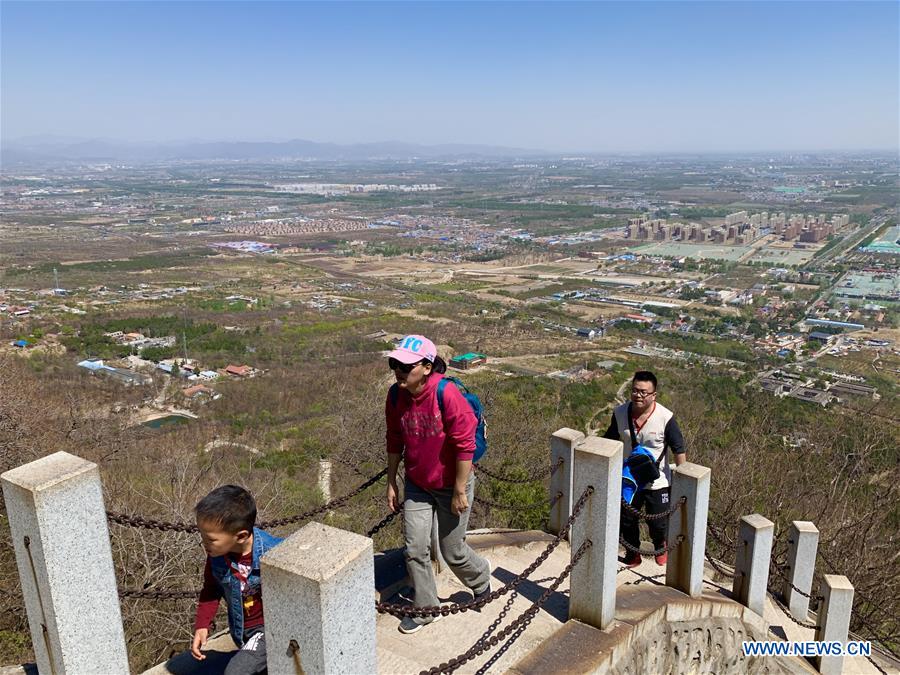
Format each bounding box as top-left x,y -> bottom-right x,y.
390,376 -> 488,463
622,406 -> 663,504
622,444 -> 659,504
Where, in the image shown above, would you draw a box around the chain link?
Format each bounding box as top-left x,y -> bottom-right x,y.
768,591 -> 820,630
768,564 -> 822,601
620,495 -> 686,522
619,535 -> 685,557
623,572 -> 666,586
705,551 -> 740,579
474,457 -> 563,485
258,469 -> 387,528
420,539 -> 592,675
864,654 -> 889,675
377,485 -> 594,619
331,453 -> 371,477
119,588 -> 198,600
118,498 -> 399,602
106,512 -> 199,533
106,469 -> 387,532
707,522 -> 738,551
471,586 -> 521,659
366,508 -> 401,537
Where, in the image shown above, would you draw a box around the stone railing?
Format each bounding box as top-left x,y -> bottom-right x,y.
2,428 -> 860,674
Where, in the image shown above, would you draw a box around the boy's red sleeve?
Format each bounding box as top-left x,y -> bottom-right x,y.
193,558 -> 222,631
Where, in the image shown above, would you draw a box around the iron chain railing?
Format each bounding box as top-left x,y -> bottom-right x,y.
864,654 -> 889,675
619,535 -> 685,557
420,538 -> 593,675
768,563 -> 822,601
620,495 -> 686,522
706,522 -> 737,551
119,587 -> 198,600
623,572 -> 666,586
107,468 -> 388,532
118,500 -> 401,601
377,485 -> 594,619
366,507 -> 402,537
768,591 -> 820,630
705,551 -> 740,579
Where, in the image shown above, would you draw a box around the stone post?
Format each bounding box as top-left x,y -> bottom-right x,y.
665,462 -> 711,597
317,459 -> 332,505
813,575 -> 854,675
261,522 -> 376,675
569,436 -> 622,630
548,428 -> 584,536
1,452 -> 129,674
784,521 -> 819,621
732,513 -> 774,616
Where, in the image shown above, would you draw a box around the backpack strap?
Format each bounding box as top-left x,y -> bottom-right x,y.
437,376 -> 468,416
626,402 -> 639,449
627,402 -> 666,467
436,378 -> 448,417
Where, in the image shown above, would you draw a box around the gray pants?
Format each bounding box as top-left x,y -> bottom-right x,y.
403,474 -> 491,610
225,628 -> 267,675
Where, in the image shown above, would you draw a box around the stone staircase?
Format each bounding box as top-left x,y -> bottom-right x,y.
141,529 -> 894,674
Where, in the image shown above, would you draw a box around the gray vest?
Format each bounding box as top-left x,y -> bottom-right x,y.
612,401 -> 674,490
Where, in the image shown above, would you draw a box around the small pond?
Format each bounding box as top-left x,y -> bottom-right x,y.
142,414 -> 193,429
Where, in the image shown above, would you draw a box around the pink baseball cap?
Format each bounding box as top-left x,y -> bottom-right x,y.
388,335 -> 437,364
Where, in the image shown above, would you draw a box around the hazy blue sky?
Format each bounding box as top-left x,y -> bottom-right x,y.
2,1 -> 898,152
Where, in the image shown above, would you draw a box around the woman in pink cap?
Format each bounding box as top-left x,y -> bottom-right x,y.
385,334 -> 492,634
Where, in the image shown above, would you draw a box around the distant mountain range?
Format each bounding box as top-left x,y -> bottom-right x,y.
1,136 -> 548,164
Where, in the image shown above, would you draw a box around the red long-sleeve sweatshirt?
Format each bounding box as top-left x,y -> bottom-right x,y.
386,374 -> 477,490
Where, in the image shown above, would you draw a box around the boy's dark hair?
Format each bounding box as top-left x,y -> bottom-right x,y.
195,485 -> 257,533
632,370 -> 658,391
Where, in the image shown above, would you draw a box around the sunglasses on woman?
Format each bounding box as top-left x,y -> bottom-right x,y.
388,358 -> 425,373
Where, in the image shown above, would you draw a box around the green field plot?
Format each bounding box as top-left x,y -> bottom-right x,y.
445,198 -> 625,220
3,249 -> 215,278
830,272 -> 899,304
630,242 -> 751,261
748,247 -> 816,266
521,264 -> 588,274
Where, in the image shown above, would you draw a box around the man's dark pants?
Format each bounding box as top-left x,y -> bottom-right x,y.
621,487 -> 670,551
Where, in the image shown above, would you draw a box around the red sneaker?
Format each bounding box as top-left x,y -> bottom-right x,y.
622,551 -> 642,568
655,544 -> 668,567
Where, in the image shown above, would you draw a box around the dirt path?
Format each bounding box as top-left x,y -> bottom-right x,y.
586,375 -> 631,435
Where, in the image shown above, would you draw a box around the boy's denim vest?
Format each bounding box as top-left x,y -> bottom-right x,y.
209,527 -> 283,646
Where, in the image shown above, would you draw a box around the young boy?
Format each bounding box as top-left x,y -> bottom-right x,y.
191,485 -> 283,674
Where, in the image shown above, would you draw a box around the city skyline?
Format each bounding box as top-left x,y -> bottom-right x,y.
2,1 -> 899,153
